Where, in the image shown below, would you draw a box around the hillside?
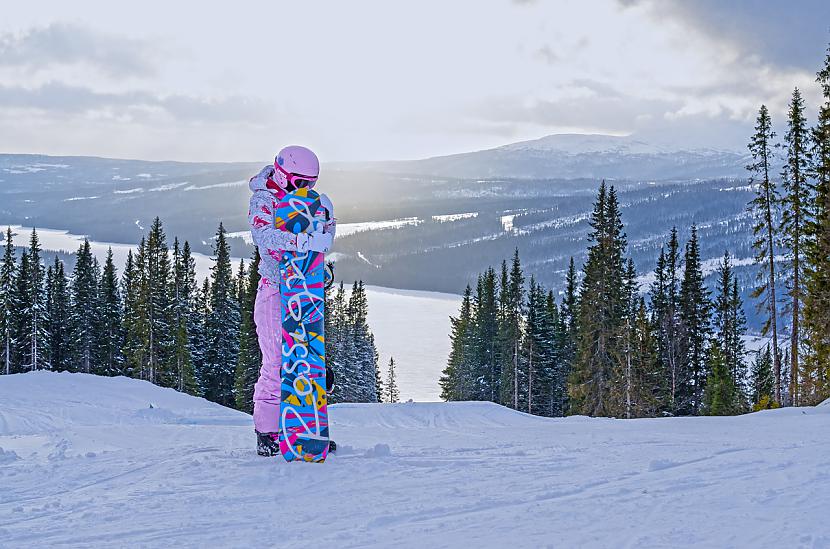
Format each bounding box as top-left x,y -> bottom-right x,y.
351,134 -> 750,180
1,372 -> 828,548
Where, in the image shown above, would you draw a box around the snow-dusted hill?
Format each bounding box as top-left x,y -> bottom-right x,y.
360,133 -> 750,180
1,373 -> 828,548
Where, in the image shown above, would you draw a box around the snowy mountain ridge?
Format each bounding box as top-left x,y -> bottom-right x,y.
351,133 -> 751,180
1,371 -> 828,548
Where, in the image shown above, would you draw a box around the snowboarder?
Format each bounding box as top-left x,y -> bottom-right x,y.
247,145 -> 336,457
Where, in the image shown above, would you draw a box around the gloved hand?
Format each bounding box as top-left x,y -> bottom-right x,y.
296,230 -> 333,253
255,164 -> 275,180
319,193 -> 334,221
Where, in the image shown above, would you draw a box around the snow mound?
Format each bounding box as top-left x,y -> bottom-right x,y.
0,371 -> 248,437
1,371 -> 829,548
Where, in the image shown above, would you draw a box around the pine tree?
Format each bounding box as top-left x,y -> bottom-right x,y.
95,248 -> 124,376
631,298 -> 662,417
559,257 -> 578,406
440,285 -> 474,401
780,88 -> 811,406
473,268 -> 499,402
525,279 -> 558,416
46,257 -> 71,372
69,239 -> 100,374
346,281 -> 380,402
747,104 -> 783,404
570,182 -> 628,416
16,230 -> 48,371
1,227 -> 18,375
712,252 -> 748,408
171,239 -> 198,393
649,228 -> 683,414
142,218 -> 175,386
327,281 -> 350,404
678,225 -> 711,415
803,43 -> 830,404
750,345 -> 776,411
203,223 -> 240,406
234,249 -> 261,411
498,249 -> 524,409
121,248 -> 144,378
192,277 -> 211,392
385,357 -> 400,403
704,344 -> 741,416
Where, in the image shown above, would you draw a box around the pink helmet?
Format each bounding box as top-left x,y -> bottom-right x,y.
273,145 -> 320,191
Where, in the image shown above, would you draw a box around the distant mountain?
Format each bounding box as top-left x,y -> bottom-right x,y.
347,134 -> 750,181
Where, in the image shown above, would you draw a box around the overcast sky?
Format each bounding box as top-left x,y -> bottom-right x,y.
1,0 -> 828,162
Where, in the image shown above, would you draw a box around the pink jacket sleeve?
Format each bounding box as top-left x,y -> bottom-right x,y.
248,192 -> 298,253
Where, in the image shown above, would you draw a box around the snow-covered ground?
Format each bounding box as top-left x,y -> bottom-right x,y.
1,372 -> 828,548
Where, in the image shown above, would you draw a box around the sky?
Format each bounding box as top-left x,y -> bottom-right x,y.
1,0 -> 828,162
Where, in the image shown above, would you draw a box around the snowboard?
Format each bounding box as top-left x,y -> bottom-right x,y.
274,187 -> 331,463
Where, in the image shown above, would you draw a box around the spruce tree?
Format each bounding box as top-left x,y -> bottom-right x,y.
750,345 -> 776,410
780,88 -> 811,406
747,104 -> 783,404
712,252 -> 748,407
121,248 -> 145,378
69,239 -> 100,374
678,226 -> 711,415
385,357 -> 400,403
440,285 -> 474,401
704,344 -> 741,416
560,257 -> 578,404
547,289 -> 568,417
803,44 -> 830,404
498,250 -> 524,409
1,227 -> 17,375
570,182 -> 628,417
234,249 -> 261,411
327,282 -> 350,403
631,298 -> 662,417
171,239 -> 198,393
142,218 -> 175,386
474,268 -> 499,402
649,228 -> 683,414
16,230 -> 48,371
46,258 -> 71,372
203,223 -> 240,406
346,281 -> 380,402
96,248 -> 124,376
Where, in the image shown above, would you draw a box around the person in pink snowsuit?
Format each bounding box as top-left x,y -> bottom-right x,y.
247,145 -> 335,456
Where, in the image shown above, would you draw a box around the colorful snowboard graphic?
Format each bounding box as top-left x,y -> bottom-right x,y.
274,188 -> 330,462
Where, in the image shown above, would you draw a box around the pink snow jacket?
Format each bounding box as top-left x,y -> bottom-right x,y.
247,167 -> 335,285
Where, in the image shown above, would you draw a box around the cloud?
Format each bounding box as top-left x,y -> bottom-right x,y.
0,81 -> 273,125
474,84 -> 682,135
534,45 -> 560,65
616,0 -> 830,71
0,22 -> 156,77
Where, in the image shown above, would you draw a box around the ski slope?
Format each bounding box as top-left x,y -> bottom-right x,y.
0,372 -> 828,548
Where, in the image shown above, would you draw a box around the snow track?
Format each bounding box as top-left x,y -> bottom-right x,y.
0,372 -> 828,548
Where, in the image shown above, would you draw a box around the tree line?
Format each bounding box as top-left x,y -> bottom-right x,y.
440,184 -> 758,417
441,40 -> 830,416
0,220 -> 383,410
746,41 -> 830,407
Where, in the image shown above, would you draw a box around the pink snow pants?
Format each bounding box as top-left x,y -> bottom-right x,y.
253,281 -> 282,433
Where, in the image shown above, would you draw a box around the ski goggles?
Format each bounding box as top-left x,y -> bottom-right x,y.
275,163 -> 318,189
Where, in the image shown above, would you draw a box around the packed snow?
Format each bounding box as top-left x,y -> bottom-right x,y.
0,372 -> 828,548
